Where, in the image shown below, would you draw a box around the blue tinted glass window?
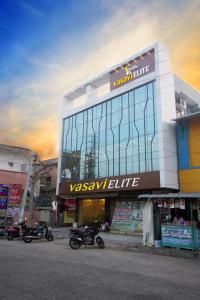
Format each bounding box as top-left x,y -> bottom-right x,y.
61,81 -> 159,180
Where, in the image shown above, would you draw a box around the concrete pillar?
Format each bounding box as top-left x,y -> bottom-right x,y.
142,200 -> 154,246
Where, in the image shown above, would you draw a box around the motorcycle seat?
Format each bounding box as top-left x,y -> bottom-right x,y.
9,226 -> 19,229
70,228 -> 84,233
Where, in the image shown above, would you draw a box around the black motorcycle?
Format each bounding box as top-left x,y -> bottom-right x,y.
69,225 -> 105,249
23,222 -> 53,243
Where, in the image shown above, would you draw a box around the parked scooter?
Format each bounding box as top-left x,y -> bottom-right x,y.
6,221 -> 27,241
69,225 -> 105,249
23,222 -> 53,243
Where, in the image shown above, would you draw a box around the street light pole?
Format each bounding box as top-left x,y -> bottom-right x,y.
18,152 -> 36,223
29,153 -> 37,226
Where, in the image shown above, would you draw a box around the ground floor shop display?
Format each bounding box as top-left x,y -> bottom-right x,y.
64,197 -> 144,235
154,198 -> 200,250
59,195 -> 154,245
79,199 -> 105,225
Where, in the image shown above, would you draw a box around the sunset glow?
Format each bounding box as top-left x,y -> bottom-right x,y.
1,0 -> 200,159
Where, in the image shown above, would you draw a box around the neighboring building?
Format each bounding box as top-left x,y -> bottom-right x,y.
139,112 -> 200,250
0,144 -> 32,184
34,158 -> 58,225
0,145 -> 58,226
57,42 -> 200,245
0,144 -> 33,223
176,112 -> 200,192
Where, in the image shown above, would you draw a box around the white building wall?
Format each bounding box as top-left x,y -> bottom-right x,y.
0,150 -> 31,173
155,43 -> 178,189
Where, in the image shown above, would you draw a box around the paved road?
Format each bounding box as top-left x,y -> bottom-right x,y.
0,239 -> 200,300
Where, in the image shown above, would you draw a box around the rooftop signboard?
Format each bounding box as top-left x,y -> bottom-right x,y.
110,49 -> 155,90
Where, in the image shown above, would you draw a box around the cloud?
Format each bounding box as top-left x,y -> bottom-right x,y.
1,1 -> 200,159
18,1 -> 45,17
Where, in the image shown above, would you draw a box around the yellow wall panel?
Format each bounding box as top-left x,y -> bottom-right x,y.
179,169 -> 200,192
189,118 -> 200,135
190,154 -> 200,167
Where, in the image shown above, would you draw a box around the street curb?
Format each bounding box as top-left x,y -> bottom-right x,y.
54,238 -> 200,260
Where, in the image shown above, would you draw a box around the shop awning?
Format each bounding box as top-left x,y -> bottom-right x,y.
138,192 -> 200,199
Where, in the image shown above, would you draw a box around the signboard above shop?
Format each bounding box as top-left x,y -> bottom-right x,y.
0,185 -> 9,209
110,49 -> 155,90
59,171 -> 160,195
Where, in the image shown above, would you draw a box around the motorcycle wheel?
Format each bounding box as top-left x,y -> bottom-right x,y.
69,236 -> 81,249
96,236 -> 105,249
45,231 -> 53,241
7,233 -> 14,241
23,235 -> 33,243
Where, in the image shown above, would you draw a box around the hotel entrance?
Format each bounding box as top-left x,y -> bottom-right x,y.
78,198 -> 106,226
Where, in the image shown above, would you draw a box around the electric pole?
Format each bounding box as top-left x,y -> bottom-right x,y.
29,153 -> 37,226
18,152 -> 36,223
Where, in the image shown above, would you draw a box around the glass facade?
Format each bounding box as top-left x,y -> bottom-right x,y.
61,81 -> 159,181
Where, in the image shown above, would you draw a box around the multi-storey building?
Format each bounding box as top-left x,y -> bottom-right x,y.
176,112 -> 200,192
57,42 -> 200,245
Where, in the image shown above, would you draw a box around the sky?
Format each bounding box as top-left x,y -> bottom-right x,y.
0,0 -> 200,159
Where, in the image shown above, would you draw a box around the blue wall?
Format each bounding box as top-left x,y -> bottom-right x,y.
176,121 -> 190,169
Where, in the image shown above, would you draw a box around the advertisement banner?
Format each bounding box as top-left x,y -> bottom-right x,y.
111,201 -> 143,234
161,225 -> 199,249
9,184 -> 22,205
0,185 -> 9,209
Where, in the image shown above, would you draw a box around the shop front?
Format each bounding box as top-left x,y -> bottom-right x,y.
59,171 -> 160,244
0,184 -> 23,224
139,193 -> 200,250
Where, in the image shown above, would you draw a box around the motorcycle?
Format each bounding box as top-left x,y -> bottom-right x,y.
23,222 -> 53,243
69,225 -> 105,249
6,221 -> 27,241
0,224 -> 6,239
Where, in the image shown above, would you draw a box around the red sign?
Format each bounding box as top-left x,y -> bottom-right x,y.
64,199 -> 77,211
9,184 -> 22,205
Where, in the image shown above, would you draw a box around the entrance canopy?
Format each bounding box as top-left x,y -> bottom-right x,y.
138,193 -> 200,199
